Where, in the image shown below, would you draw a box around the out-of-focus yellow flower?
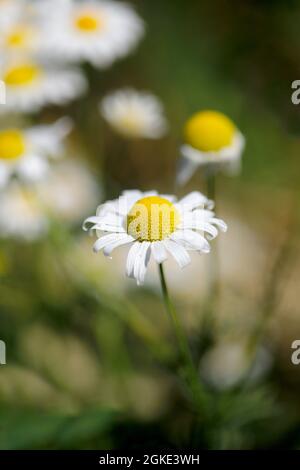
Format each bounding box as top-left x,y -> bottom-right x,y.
0,118 -> 72,189
1,58 -> 87,113
178,110 -> 245,185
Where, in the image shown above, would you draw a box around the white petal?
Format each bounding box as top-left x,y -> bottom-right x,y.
151,241 -> 168,264
126,241 -> 141,278
83,216 -> 101,231
163,239 -> 191,268
176,156 -> 199,187
177,191 -> 208,211
103,234 -> 133,257
171,229 -> 210,253
93,233 -> 125,253
133,242 -> 151,285
210,217 -> 228,232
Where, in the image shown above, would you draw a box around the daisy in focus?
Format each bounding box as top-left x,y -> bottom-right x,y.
0,58 -> 87,113
0,181 -> 48,241
38,0 -> 144,69
0,118 -> 72,189
178,110 -> 245,185
83,190 -> 227,285
100,89 -> 168,139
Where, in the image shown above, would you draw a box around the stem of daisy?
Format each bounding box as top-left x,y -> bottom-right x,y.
158,263 -> 210,413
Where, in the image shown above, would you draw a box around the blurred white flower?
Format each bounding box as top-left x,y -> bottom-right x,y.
83,190 -> 227,285
38,0 -> 144,69
1,58 -> 87,113
0,0 -> 42,58
0,117 -> 72,189
0,181 -> 48,241
37,159 -> 101,224
200,341 -> 272,390
178,110 -> 245,186
100,89 -> 168,139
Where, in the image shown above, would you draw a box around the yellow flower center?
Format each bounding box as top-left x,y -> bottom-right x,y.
117,112 -> 144,137
4,64 -> 41,86
184,110 -> 236,152
0,129 -> 25,161
127,196 -> 180,242
75,13 -> 103,32
6,27 -> 31,47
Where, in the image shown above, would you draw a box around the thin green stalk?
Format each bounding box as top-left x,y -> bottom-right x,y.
158,264 -> 210,413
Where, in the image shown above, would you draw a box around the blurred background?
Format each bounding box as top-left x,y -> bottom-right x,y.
0,0 -> 300,450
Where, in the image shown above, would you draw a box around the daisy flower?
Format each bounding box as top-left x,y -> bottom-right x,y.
100,89 -> 168,139
38,0 -> 144,69
178,110 -> 245,185
0,0 -> 41,57
0,117 -> 72,189
0,181 -> 48,241
83,190 -> 227,285
0,58 -> 87,113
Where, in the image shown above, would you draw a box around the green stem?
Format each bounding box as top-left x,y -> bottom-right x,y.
158,264 -> 210,413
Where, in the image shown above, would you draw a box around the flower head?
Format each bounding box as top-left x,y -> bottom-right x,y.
38,0 -> 144,69
0,118 -> 72,188
0,0 -> 42,57
178,110 -> 245,185
83,190 -> 227,285
1,58 -> 87,113
100,89 -> 168,139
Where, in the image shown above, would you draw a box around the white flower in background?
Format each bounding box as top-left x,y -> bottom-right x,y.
100,89 -> 168,139
0,182 -> 48,241
0,118 -> 72,189
37,160 -> 101,224
38,0 -> 144,69
178,110 -> 245,186
200,341 -> 272,391
0,0 -> 42,57
83,190 -> 227,285
0,58 -> 87,113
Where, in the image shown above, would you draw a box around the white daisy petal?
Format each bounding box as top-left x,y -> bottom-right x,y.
133,241 -> 151,285
177,191 -> 208,211
126,241 -> 141,278
210,217 -> 228,232
103,234 -> 133,258
151,241 -> 168,264
163,239 -> 191,268
171,229 -> 210,253
92,233 -> 122,253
